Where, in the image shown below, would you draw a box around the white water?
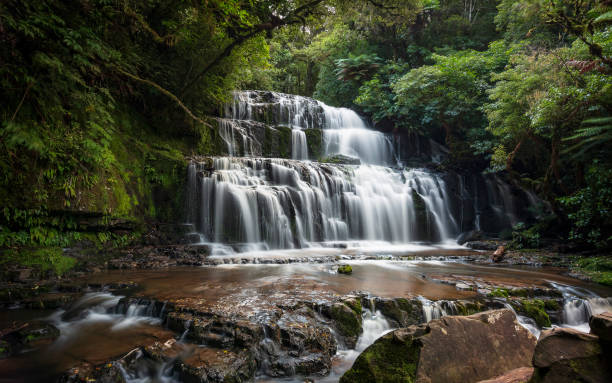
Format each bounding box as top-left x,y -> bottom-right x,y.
549,282 -> 612,332
324,309 -> 393,382
186,90 -> 536,253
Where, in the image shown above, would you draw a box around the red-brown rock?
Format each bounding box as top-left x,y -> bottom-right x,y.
476,367 -> 534,383
533,327 -> 601,368
341,309 -> 537,383
590,311 -> 612,342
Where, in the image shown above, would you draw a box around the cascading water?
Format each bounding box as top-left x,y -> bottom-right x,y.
187,90 -> 537,252
549,282 -> 612,332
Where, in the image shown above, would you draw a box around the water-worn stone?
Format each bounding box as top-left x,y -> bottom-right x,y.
529,327 -> 611,383
374,297 -> 423,327
329,302 -> 362,348
532,327 -> 601,368
340,309 -> 536,383
590,311 -> 612,343
176,347 -> 256,383
477,367 -> 534,383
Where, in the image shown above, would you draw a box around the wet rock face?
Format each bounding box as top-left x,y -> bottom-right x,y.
340,309 -> 537,383
167,305 -> 338,378
531,327 -> 611,383
176,347 -> 256,383
0,321 -> 60,356
374,297 -> 423,327
590,311 -> 612,343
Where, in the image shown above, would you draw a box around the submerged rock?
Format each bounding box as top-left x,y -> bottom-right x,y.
338,264 -> 353,274
340,309 -> 536,383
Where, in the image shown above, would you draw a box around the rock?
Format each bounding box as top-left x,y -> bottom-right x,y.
476,367 -> 534,383
176,347 -> 256,383
533,328 -> 601,368
531,327 -> 611,383
340,309 -> 536,383
455,282 -> 473,291
374,297 -> 423,327
6,321 -> 61,348
456,230 -> 484,244
58,361 -> 126,383
492,246 -> 506,262
329,302 -> 362,348
320,154 -> 361,165
590,312 -> 612,343
337,265 -> 352,274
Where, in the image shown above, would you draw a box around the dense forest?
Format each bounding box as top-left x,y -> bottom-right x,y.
1,1 -> 612,271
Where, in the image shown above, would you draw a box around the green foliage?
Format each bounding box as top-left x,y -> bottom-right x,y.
1,247 -> 76,277
511,222 -> 541,249
573,256 -> 612,286
559,163 -> 612,249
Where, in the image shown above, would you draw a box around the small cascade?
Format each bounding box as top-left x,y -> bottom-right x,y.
355,309 -> 393,351
418,297 -> 457,322
503,303 -> 541,338
550,282 -> 612,332
291,129 -> 308,160
319,103 -> 395,165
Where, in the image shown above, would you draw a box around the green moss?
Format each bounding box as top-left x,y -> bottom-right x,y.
544,299 -> 560,311
276,125 -> 292,158
304,129 -> 322,159
572,256 -> 612,286
340,333 -> 419,383
519,299 -> 551,327
331,303 -> 362,338
338,265 -> 353,274
1,247 -> 76,277
487,288 -> 510,298
455,301 -> 485,316
344,298 -> 362,316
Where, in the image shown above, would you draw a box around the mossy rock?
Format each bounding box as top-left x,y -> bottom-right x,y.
454,300 -> 487,316
516,299 -> 551,328
338,265 -> 352,275
304,129 -> 323,159
487,288 -> 510,298
376,298 -> 423,327
340,330 -> 420,383
330,302 -> 362,339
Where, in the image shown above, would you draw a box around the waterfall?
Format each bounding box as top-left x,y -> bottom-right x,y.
549,282 -> 612,332
291,129 -> 308,160
186,158 -> 465,251
185,91 -> 537,252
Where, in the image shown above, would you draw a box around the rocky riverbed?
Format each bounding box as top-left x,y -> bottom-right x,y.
1,246 -> 611,382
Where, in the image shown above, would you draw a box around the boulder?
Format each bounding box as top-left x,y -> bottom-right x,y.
533,327 -> 601,368
477,367 -> 534,383
340,309 -> 536,383
590,312 -> 612,343
531,327 -> 611,383
176,347 -> 256,383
